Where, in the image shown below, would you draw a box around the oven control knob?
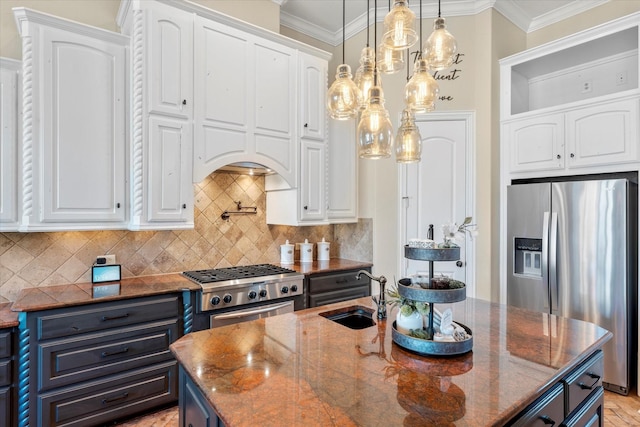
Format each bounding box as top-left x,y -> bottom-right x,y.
281,286 -> 289,294
211,296 -> 221,306
248,290 -> 257,300
291,285 -> 298,292
223,294 -> 232,304
259,289 -> 267,298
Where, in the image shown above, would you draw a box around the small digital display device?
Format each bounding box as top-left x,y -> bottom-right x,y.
92,264 -> 121,283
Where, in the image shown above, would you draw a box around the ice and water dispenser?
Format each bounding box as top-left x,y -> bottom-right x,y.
513,238 -> 542,277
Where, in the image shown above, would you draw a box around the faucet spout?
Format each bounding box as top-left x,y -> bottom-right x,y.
356,270 -> 387,319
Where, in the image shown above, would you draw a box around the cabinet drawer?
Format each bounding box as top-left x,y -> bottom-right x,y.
308,270 -> 370,294
308,285 -> 370,308
512,382 -> 564,427
0,360 -> 10,387
38,320 -> 178,392
564,350 -> 604,415
0,386 -> 9,427
34,295 -> 180,340
39,361 -> 178,427
562,386 -> 604,427
0,331 -> 11,358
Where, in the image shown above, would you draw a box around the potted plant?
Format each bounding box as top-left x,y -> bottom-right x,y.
387,284 -> 430,334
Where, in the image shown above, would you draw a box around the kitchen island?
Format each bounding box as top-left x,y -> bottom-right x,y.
170,296 -> 612,426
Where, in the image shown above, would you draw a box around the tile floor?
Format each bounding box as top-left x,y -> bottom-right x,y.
114,390 -> 640,426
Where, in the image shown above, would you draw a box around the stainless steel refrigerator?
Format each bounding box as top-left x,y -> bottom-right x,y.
507,174 -> 637,395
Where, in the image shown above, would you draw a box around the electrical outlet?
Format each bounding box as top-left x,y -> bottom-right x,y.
581,80 -> 592,93
96,254 -> 116,265
616,71 -> 627,86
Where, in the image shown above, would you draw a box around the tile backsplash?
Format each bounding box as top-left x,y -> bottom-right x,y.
0,172 -> 372,301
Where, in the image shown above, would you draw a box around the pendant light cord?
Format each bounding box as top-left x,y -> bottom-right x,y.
366,0 -> 370,47
373,0 -> 378,85
342,0 -> 346,62
438,0 -> 442,18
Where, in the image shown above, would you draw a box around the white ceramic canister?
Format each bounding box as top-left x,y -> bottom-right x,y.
280,240 -> 294,264
317,237 -> 330,261
299,239 -> 314,263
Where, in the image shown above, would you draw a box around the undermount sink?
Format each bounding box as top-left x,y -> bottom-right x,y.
319,306 -> 376,329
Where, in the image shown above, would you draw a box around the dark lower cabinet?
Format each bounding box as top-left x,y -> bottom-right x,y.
307,267 -> 371,308
0,329 -> 16,427
179,366 -> 224,427
508,350 -> 605,426
22,294 -> 184,427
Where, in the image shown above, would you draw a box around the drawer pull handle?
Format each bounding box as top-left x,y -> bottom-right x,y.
101,346 -> 129,358
101,313 -> 129,322
336,278 -> 348,284
539,415 -> 556,426
578,372 -> 600,390
102,392 -> 129,405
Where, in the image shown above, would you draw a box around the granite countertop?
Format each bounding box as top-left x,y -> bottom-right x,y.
9,259 -> 372,313
0,302 -> 19,328
170,297 -> 612,426
278,258 -> 373,275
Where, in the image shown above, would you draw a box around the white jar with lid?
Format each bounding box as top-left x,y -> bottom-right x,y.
280,240 -> 294,264
299,239 -> 313,263
317,237 -> 330,261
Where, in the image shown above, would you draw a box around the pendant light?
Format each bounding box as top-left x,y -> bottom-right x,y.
396,47 -> 422,163
395,108 -> 422,163
327,0 -> 360,119
423,0 -> 457,70
382,0 -> 418,51
404,0 -> 439,113
358,0 -> 394,159
377,0 -> 404,74
354,0 -> 375,110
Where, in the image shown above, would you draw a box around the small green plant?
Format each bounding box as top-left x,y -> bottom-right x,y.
387,283 -> 430,316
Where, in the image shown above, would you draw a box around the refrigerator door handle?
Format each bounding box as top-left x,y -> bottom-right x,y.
549,212 -> 558,313
542,211 -> 550,310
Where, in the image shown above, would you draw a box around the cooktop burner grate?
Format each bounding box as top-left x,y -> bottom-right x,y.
183,264 -> 298,284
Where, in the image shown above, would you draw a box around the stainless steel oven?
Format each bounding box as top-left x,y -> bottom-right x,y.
183,264 -> 305,331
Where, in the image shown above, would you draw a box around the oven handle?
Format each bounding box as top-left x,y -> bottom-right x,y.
211,301 -> 293,321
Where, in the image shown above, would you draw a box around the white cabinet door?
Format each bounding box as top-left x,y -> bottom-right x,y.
506,114 -> 564,173
253,39 -> 297,186
566,98 -> 639,169
146,5 -> 192,118
327,119 -> 357,223
300,139 -> 325,222
147,117 -> 193,223
300,53 -> 327,140
0,59 -> 20,230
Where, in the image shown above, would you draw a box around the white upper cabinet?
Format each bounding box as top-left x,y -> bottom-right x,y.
145,4 -> 193,119
14,8 -> 128,231
300,53 -> 327,140
327,119 -> 358,223
0,58 -> 20,231
122,0 -> 194,229
500,12 -> 640,179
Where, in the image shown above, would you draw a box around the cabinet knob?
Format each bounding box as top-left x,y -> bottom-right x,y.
182,203 -> 187,209
456,261 -> 463,267
116,202 -> 121,208
304,205 -> 308,210
556,154 -> 561,159
304,123 -> 308,128
570,153 -> 575,158
182,99 -> 187,105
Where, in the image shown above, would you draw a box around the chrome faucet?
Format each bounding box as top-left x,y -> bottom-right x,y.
356,270 -> 387,319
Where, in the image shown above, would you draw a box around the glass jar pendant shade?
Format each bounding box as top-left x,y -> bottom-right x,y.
423,17 -> 457,71
357,86 -> 394,159
354,46 -> 376,110
405,59 -> 439,113
382,0 -> 418,50
377,43 -> 404,74
395,109 -> 422,163
327,64 -> 360,120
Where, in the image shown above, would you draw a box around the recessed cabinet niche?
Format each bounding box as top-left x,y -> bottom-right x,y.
14,8 -> 129,231
500,12 -> 640,179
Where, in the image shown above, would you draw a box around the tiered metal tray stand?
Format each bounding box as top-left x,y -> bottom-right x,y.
391,244 -> 473,356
